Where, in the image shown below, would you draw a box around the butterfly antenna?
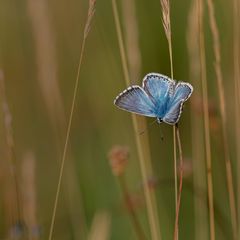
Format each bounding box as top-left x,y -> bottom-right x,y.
139,119 -> 157,135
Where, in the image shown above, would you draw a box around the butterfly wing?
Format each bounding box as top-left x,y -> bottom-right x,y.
114,86 -> 156,117
142,73 -> 175,116
162,82 -> 193,125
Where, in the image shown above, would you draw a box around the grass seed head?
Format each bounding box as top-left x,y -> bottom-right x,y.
108,145 -> 129,176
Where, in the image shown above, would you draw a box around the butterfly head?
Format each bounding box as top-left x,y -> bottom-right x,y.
157,118 -> 163,124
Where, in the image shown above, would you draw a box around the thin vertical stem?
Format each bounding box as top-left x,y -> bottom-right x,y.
168,8 -> 178,240
48,36 -> 87,240
27,0 -> 88,237
111,0 -> 129,85
48,0 -> 96,238
87,211 -> 111,240
159,1 -> 178,233
159,0 -> 179,237
168,37 -> 178,221
233,0 -> 240,237
119,175 -> 146,240
0,71 -> 23,227
198,0 -> 215,239
173,125 -> 183,240
111,1 -> 162,239
187,1 -> 208,239
121,0 -> 141,82
168,34 -> 174,82
206,0 -> 237,239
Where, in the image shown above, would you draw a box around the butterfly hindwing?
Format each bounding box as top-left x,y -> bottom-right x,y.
162,100 -> 185,124
163,82 -> 193,124
114,86 -> 156,117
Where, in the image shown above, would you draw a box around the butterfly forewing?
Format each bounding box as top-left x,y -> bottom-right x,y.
114,86 -> 157,117
143,73 -> 175,105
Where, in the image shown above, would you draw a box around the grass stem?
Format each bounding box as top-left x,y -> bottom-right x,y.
187,1 -> 208,239
159,1 -> 178,237
173,125 -> 183,240
48,35 -> 86,240
0,71 -> 23,226
169,43 -> 178,228
206,0 -> 237,238
119,175 -> 146,240
111,1 -> 162,239
197,0 -> 215,239
48,1 -> 96,239
233,0 -> 240,237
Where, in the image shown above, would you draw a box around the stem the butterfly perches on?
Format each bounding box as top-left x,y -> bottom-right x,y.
159,1 -> 178,239
174,124 -> 183,240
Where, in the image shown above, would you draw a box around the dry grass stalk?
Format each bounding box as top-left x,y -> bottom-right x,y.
27,0 -> 64,129
31,0 -> 96,239
0,70 -> 23,234
187,0 -> 200,79
174,126 -> 183,240
27,0 -> 89,239
159,1 -> 179,238
160,0 -> 171,43
186,1 -> 208,239
108,146 -> 146,240
21,151 -> 39,240
160,0 -> 173,79
119,175 -> 146,240
197,0 -> 215,239
120,6 -> 161,233
111,1 -> 162,239
84,0 -> 96,38
233,0 -> 240,107
206,0 -> 237,239
233,0 -> 240,237
0,71 -> 14,154
87,211 -> 111,240
121,0 -> 142,82
121,1 -> 162,238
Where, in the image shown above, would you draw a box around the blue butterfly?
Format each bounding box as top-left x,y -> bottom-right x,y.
114,73 -> 193,125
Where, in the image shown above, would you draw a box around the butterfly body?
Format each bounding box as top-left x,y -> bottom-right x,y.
114,73 -> 193,125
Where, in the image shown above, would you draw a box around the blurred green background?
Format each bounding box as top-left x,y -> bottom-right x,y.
0,0 -> 238,239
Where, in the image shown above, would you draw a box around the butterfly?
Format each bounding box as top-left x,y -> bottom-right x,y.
114,73 -> 193,125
